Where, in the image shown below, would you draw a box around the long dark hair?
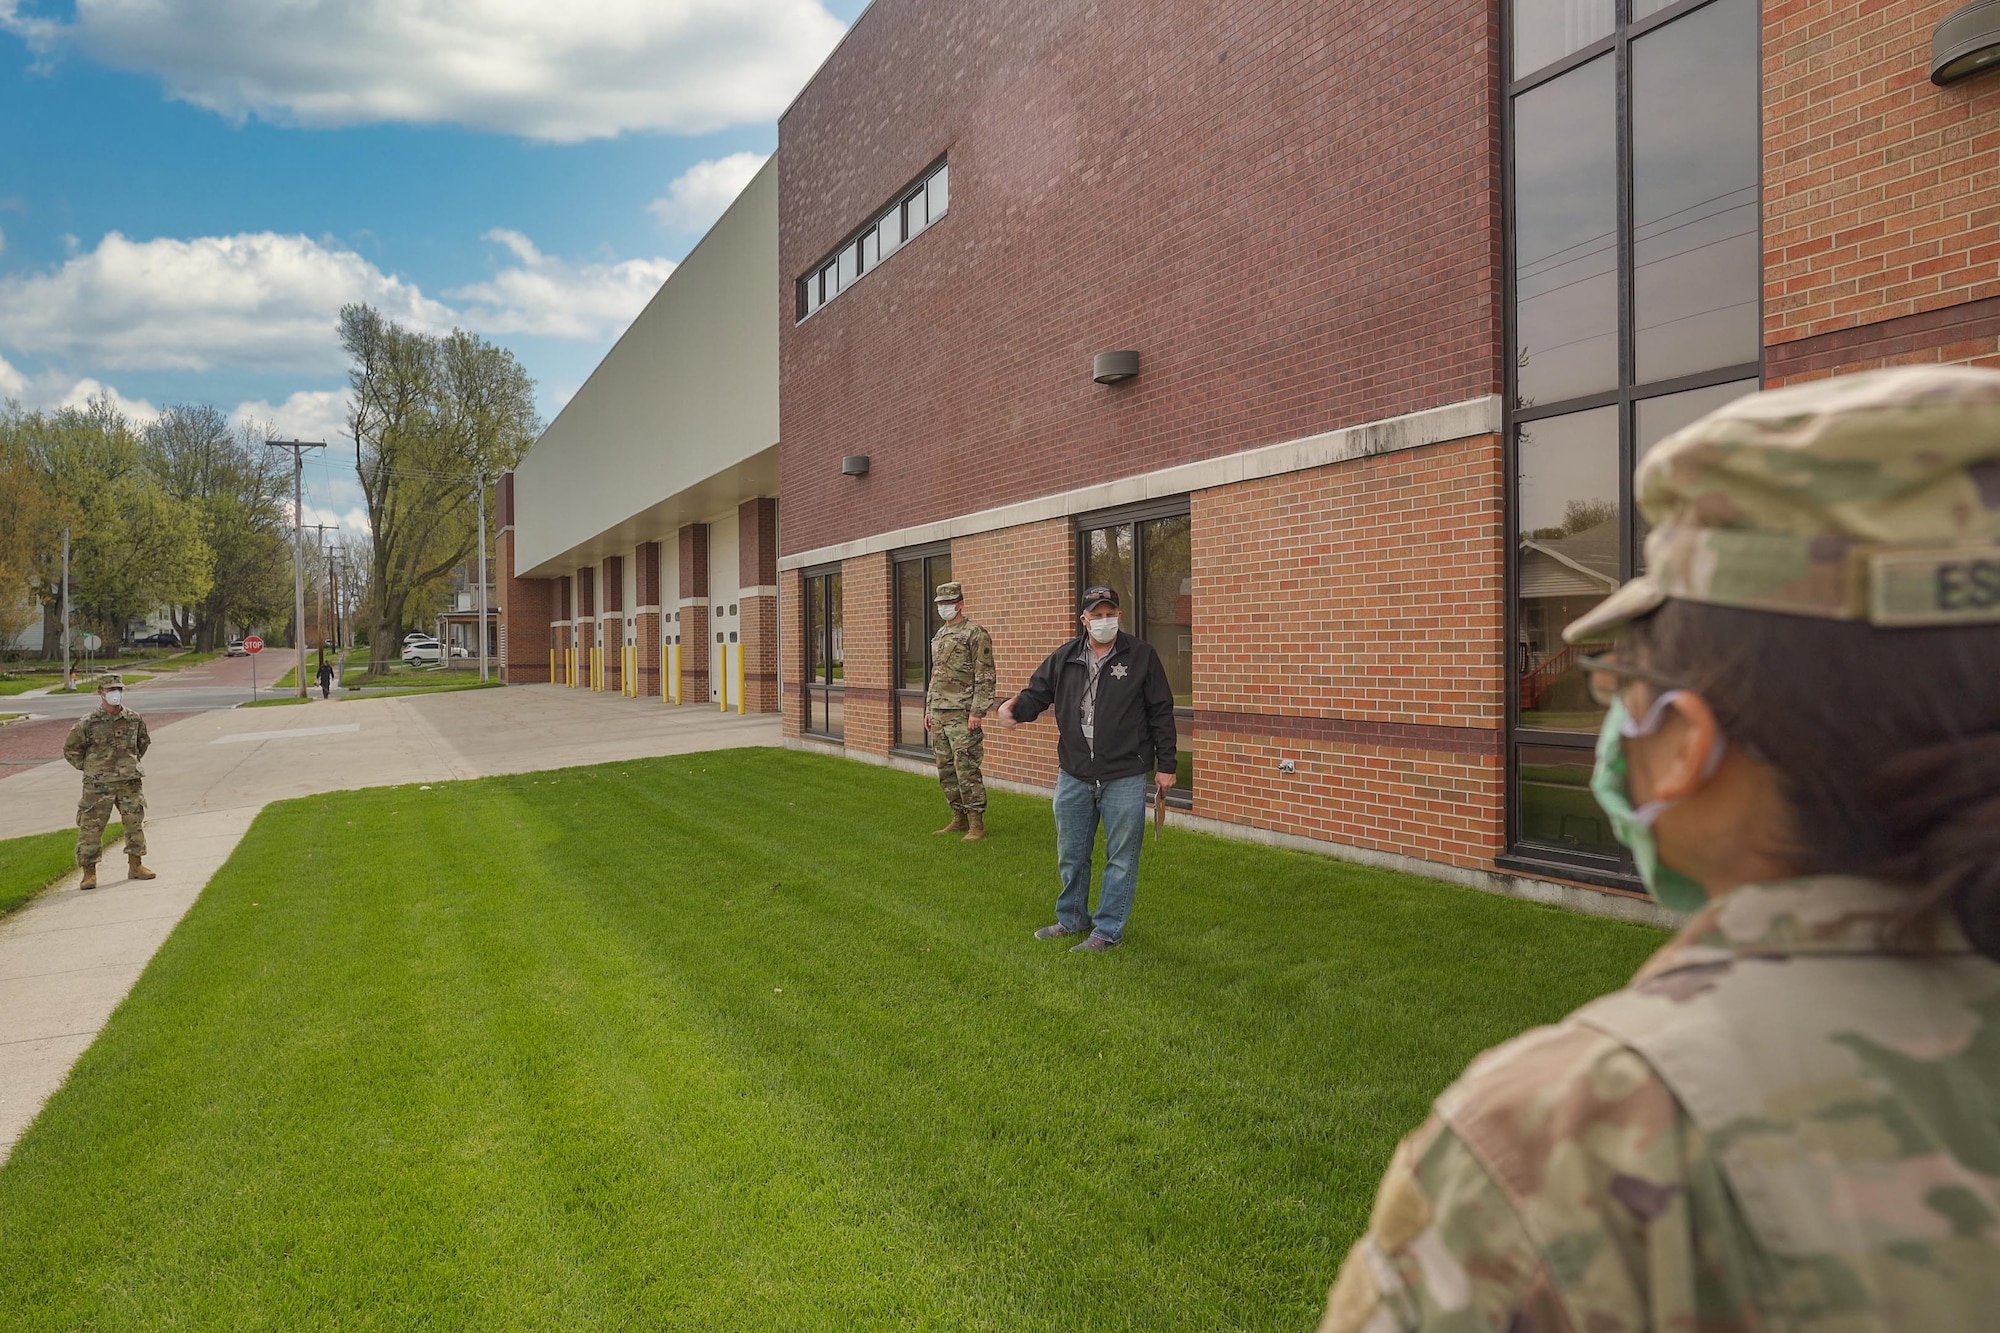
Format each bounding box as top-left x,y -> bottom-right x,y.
1623,600 -> 2000,959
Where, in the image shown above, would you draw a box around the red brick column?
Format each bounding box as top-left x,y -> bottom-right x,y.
601,554 -> 624,695
839,551 -> 894,753
494,474 -> 553,684
635,540 -> 663,699
574,566 -> 596,689
678,524 -> 710,705
739,497 -> 780,713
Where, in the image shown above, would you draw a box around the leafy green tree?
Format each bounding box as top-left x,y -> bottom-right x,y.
142,404 -> 293,648
341,304 -> 538,673
0,416 -> 48,652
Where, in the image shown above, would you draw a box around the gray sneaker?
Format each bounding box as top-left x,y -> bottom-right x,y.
1069,935 -> 1121,953
1033,923 -> 1085,940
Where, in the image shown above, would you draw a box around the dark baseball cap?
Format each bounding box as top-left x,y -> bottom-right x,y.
1079,585 -> 1121,611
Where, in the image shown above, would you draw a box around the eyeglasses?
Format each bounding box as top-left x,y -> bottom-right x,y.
1575,653 -> 1687,710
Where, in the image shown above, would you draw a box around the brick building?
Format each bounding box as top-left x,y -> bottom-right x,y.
771,0 -> 2000,914
501,0 -> 1998,917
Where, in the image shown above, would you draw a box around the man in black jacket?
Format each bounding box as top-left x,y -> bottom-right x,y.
995,585 -> 1178,951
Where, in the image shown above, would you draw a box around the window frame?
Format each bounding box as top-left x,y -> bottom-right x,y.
891,542 -> 954,757
1499,0 -> 1763,885
1074,496 -> 1195,809
795,157 -> 949,322
800,563 -> 844,741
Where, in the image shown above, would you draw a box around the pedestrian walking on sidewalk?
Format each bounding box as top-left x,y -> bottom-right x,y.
1317,366 -> 2000,1333
62,672 -> 156,891
996,584 -> 1177,952
317,655 -> 334,699
926,581 -> 997,841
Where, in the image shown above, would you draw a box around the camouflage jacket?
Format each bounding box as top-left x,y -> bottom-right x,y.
927,618 -> 995,716
63,706 -> 151,783
1319,877 -> 2000,1333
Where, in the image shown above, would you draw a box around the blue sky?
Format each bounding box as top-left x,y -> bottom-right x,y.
0,0 -> 867,528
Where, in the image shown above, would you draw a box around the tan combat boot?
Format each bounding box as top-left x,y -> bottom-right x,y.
78,863 -> 97,891
933,809 -> 968,835
962,812 -> 987,842
128,854 -> 157,881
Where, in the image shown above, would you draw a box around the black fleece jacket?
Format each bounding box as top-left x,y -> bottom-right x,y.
1009,631 -> 1177,782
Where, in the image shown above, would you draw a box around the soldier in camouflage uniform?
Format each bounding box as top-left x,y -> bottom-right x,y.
62,672 -> 157,891
1320,366 -> 2000,1332
926,581 -> 997,842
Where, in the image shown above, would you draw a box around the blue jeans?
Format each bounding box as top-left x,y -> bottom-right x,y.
1053,770 -> 1148,943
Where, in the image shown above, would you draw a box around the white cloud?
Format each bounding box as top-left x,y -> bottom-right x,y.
10,0 -> 844,142
231,389 -> 352,449
56,376 -> 160,423
0,231 -> 452,374
0,351 -> 25,399
449,231 -> 674,341
648,152 -> 769,233
294,503 -> 372,537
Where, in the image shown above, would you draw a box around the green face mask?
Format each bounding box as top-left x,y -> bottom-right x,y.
1589,693 -> 1717,914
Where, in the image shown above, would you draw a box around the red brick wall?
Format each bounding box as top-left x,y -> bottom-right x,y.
636,541 -> 662,698
776,0 -> 1503,557
1191,434 -> 1506,868
839,553 -> 895,752
949,519 -> 1074,789
1765,0 -> 2000,381
742,595 -> 780,712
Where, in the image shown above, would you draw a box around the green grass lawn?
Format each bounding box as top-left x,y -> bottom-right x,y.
0,673 -> 65,696
0,750 -> 1663,1330
0,825 -> 118,917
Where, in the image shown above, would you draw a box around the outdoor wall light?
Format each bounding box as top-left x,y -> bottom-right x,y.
841,455 -> 871,477
1092,350 -> 1141,384
1933,0 -> 2000,85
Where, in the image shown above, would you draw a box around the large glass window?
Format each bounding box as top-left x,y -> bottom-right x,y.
1506,0 -> 1759,876
1078,503 -> 1194,803
893,548 -> 953,753
803,568 -> 844,740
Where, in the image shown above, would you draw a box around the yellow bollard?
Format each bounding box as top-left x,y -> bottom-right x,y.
670,643 -> 680,704
736,641 -> 746,716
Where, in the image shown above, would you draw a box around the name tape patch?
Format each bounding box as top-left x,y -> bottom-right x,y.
1868,547 -> 2000,626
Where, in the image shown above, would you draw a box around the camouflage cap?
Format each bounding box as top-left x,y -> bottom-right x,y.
1565,366 -> 2000,643
96,672 -> 124,689
934,581 -> 964,603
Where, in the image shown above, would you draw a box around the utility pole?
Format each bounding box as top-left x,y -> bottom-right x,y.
61,526 -> 72,689
476,471 -> 490,684
303,521 -> 337,650
266,439 -> 326,699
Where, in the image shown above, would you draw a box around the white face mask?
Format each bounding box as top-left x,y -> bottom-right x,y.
1086,616 -> 1120,644
105,690 -> 124,707
937,603 -> 959,621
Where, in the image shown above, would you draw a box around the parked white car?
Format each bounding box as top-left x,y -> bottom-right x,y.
401,637 -> 469,663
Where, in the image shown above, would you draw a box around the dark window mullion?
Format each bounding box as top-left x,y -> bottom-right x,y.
1615,0 -> 1638,584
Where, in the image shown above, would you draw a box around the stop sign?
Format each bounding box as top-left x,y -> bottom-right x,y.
243,635 -> 264,654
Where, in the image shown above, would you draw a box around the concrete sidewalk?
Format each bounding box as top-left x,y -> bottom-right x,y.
0,685 -> 779,1160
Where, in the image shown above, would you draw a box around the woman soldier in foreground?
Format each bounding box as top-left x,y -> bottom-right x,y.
1319,365 -> 2000,1332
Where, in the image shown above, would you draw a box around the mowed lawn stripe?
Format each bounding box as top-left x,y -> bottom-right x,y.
0,749 -> 1662,1331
